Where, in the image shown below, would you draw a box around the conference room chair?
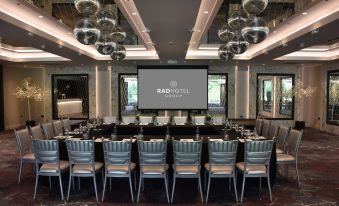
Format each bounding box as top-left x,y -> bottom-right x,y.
236,139 -> 275,202
32,139 -> 68,200
193,115 -> 206,125
173,116 -> 188,125
267,124 -> 280,139
277,129 -> 303,186
211,115 -> 224,125
205,140 -> 238,202
171,140 -> 203,203
254,119 -> 263,135
275,126 -> 290,154
137,140 -> 169,203
53,120 -> 64,136
14,128 -> 35,184
66,140 -> 103,202
261,120 -> 271,137
139,116 -> 153,125
155,116 -> 170,125
102,140 -> 136,202
29,125 -> 45,140
103,116 -> 117,124
122,115 -> 136,124
61,118 -> 71,132
41,123 -> 55,139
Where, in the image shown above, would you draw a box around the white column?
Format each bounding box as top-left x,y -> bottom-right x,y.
235,65 -> 249,118
96,66 -> 112,117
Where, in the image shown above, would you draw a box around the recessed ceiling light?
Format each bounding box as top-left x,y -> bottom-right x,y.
197,30 -> 201,33
27,32 -> 34,36
283,43 -> 288,47
38,15 -> 43,18
58,44 -> 63,48
41,44 -> 46,49
148,41 -> 152,44
204,11 -> 209,14
192,42 -> 196,44
302,12 -> 308,15
273,30 -> 277,33
132,12 -> 137,15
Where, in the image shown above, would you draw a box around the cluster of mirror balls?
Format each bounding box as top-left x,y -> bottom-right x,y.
73,0 -> 126,61
218,0 -> 269,61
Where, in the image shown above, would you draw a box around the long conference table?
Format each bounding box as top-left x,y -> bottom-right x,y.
59,123 -> 277,185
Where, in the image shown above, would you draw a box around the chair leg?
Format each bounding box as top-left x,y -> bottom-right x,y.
171,176 -> 176,203
164,174 -> 170,203
206,176 -> 211,203
233,176 -> 238,202
49,176 -> 52,190
67,173 -> 72,201
33,173 -> 39,199
204,170 -> 207,191
267,176 -> 272,202
129,175 -> 134,202
198,175 -> 204,203
58,174 -> 64,201
134,171 -> 137,191
259,177 -> 262,191
101,175 -> 107,202
18,159 -> 23,184
110,177 -> 112,191
284,164 -> 288,177
142,178 -> 144,191
229,177 -> 231,191
137,176 -> 142,203
78,177 -> 81,191
295,162 -> 301,186
72,176 -> 75,191
93,175 -> 99,202
241,175 -> 246,202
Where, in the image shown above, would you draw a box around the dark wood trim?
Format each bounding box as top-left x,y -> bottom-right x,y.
326,70 -> 339,126
0,65 -> 4,131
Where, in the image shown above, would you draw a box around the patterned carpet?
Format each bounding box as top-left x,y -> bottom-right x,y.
0,128 -> 338,206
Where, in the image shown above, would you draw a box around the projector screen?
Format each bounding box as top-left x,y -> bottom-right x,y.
138,68 -> 208,109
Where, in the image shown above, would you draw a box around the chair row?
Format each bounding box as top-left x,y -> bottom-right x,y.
16,136 -> 276,203
29,119 -> 71,140
254,118 -> 303,186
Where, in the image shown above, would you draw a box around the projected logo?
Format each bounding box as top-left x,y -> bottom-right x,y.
156,80 -> 190,98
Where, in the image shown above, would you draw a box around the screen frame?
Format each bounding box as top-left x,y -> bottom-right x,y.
137,65 -> 209,110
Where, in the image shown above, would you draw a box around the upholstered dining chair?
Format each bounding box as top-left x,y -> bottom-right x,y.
61,118 -> 71,132
53,120 -> 64,136
29,125 -> 45,140
32,139 -> 68,200
277,129 -> 303,186
211,115 -> 224,125
65,140 -> 103,202
236,139 -> 275,202
173,116 -> 188,125
14,128 -> 35,184
254,119 -> 263,135
41,123 -> 55,139
103,116 -> 117,124
171,140 -> 203,203
275,126 -> 290,154
267,124 -> 280,139
261,120 -> 271,137
102,140 -> 136,202
205,140 -> 238,202
193,115 -> 206,125
139,116 -> 153,125
137,140 -> 169,203
155,116 -> 170,125
122,116 -> 136,124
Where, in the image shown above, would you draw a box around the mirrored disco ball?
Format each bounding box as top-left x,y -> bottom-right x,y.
218,24 -> 235,42
241,16 -> 269,44
96,9 -> 116,31
242,0 -> 268,15
74,0 -> 100,16
218,44 -> 235,61
227,35 -> 249,54
110,44 -> 126,61
110,26 -> 127,42
74,18 -> 100,45
228,9 -> 248,31
95,33 -> 116,55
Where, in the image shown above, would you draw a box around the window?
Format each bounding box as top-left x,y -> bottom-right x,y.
327,70 -> 339,125
208,74 -> 227,115
280,77 -> 293,116
263,80 -> 273,112
119,74 -> 138,116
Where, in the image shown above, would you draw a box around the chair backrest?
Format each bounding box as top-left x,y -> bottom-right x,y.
103,116 -> 117,124
267,124 -> 279,139
29,125 -> 44,140
208,140 -> 238,166
173,116 -> 187,125
261,120 -> 271,137
193,116 -> 206,125
66,140 -> 95,165
244,140 -> 274,166
32,139 -> 59,165
254,119 -> 263,135
172,140 -> 202,165
53,120 -> 63,136
276,126 -> 290,149
138,140 -> 167,165
61,118 -> 71,131
212,115 -> 223,125
41,123 -> 54,139
14,128 -> 32,155
156,116 -> 170,125
286,129 -> 303,156
122,116 -> 136,124
102,140 -> 131,165
139,116 -> 153,124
